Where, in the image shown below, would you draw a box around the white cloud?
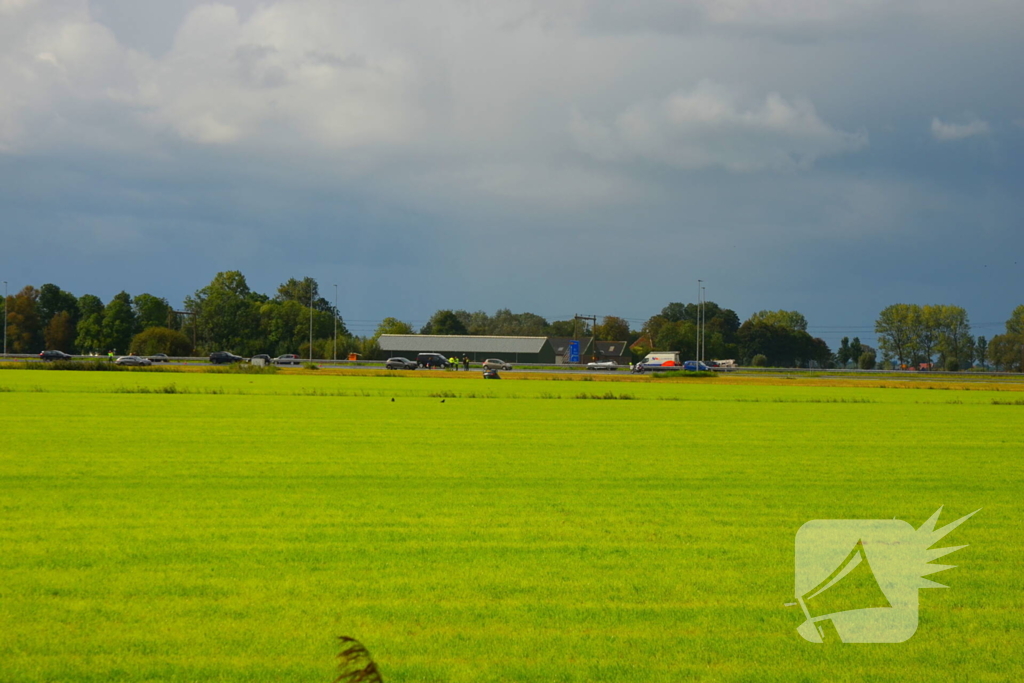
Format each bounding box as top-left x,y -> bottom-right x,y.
930,117 -> 990,141
0,1 -> 420,152
571,81 -> 867,172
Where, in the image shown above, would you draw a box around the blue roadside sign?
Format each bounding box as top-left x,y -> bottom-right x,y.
569,340 -> 580,363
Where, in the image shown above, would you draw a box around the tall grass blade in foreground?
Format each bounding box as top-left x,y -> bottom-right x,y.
334,636 -> 384,683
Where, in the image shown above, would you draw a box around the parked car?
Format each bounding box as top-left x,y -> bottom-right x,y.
416,353 -> 450,368
250,354 -> 272,365
115,355 -> 152,366
39,350 -> 73,361
209,351 -> 244,364
149,353 -> 170,362
482,358 -> 513,371
273,354 -> 300,366
385,357 -> 418,370
587,360 -> 618,371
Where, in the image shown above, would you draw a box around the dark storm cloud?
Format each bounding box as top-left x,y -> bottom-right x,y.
1,0 -> 1022,348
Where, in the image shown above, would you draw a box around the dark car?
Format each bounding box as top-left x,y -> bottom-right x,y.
39,350 -> 73,361
149,353 -> 170,362
209,351 -> 244,364
416,353 -> 450,369
385,357 -> 418,370
274,354 -> 300,366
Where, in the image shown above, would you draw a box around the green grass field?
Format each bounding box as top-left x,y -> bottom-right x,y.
1,369 -> 1022,682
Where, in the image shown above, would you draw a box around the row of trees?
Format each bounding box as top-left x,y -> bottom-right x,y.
875,304 -> 1024,371
3,284 -> 179,355
1,273 -> 354,358
5,272 -> 1022,370
375,309 -> 633,341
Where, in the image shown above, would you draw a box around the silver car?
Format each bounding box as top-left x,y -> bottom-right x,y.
587,360 -> 619,371
115,355 -> 152,366
482,358 -> 513,371
385,357 -> 418,370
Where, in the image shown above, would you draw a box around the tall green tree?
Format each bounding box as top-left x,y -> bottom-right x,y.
745,309 -> 808,332
875,304 -> 922,367
547,319 -> 589,337
594,316 -> 630,341
184,271 -> 262,354
489,309 -> 549,336
421,310 -> 467,335
738,321 -> 831,367
6,286 -> 41,352
74,294 -> 106,354
133,293 -> 173,331
849,337 -> 864,364
976,336 -> 988,367
660,302 -> 740,340
102,292 -> 136,354
931,305 -> 971,370
836,337 -> 852,367
1006,304 -> 1024,335
38,284 -> 79,329
257,300 -> 336,356
987,306 -> 1024,371
988,333 -> 1024,371
43,311 -> 76,352
275,277 -> 347,336
373,317 -> 415,339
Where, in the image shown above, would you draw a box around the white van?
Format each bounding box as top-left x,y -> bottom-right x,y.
641,351 -> 681,368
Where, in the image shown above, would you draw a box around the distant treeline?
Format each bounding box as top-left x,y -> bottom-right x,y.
3,271 -> 1022,370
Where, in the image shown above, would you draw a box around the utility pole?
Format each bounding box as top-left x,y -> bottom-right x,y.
309,279 -> 314,363
333,284 -> 338,361
573,314 -> 597,361
2,281 -> 7,357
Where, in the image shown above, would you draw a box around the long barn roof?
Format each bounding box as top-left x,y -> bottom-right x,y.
378,334 -> 549,354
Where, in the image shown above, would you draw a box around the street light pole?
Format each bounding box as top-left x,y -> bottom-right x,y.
333,283 -> 338,361
2,281 -> 7,357
701,285 -> 706,363
696,279 -> 702,363
309,280 -> 314,363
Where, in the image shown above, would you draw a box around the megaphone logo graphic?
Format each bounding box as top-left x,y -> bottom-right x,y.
791,507 -> 978,643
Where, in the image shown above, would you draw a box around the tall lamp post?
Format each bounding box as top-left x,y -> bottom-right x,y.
695,279 -> 702,363
309,279 -> 314,363
701,285 -> 706,363
333,283 -> 338,361
2,280 -> 7,358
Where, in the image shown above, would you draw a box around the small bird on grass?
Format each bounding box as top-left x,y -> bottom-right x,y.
440,399 -> 445,403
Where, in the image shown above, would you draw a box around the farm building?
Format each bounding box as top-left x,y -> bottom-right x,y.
548,337 -> 593,364
594,341 -> 631,365
378,335 -> 558,364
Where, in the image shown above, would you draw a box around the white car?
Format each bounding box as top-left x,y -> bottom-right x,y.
587,360 -> 619,370
115,355 -> 152,366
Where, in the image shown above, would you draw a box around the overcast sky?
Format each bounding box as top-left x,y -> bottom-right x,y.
2,0 -> 1022,344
